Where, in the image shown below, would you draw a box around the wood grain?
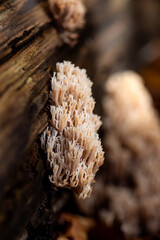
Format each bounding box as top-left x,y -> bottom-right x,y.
0,2 -> 61,191
0,1 -> 64,239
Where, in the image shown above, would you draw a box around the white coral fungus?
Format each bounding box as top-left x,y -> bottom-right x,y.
49,0 -> 86,45
49,0 -> 86,31
41,61 -> 104,199
103,71 -> 160,235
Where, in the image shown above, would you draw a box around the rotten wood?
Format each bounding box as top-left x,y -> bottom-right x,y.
0,0 -> 65,239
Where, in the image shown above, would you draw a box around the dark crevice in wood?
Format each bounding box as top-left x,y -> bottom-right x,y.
8,28 -> 35,49
0,23 -> 53,65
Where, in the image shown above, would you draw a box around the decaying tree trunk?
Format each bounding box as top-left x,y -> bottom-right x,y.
0,1 -> 64,239
0,0 -> 135,239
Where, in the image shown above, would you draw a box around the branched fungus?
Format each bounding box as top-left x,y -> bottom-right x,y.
41,61 -> 104,199
48,0 -> 86,46
103,71 -> 160,236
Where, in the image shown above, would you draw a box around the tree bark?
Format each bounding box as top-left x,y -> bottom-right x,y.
0,1 -> 64,239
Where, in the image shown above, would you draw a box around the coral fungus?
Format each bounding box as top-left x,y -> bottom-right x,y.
48,0 -> 86,45
103,71 -> 160,236
41,61 -> 104,199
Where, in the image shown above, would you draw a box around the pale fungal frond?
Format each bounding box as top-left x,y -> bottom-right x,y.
41,61 -> 104,199
103,71 -> 160,236
49,0 -> 86,46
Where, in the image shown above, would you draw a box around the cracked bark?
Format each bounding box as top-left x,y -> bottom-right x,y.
0,1 -> 65,239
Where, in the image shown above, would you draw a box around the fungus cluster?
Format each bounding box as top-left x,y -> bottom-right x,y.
49,0 -> 86,45
103,71 -> 160,235
41,61 -> 104,199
